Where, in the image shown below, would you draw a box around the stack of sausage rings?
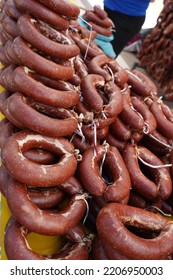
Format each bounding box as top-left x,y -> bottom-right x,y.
137,0 -> 173,100
0,0 -> 173,260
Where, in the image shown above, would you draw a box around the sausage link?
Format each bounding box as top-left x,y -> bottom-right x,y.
6,178 -> 88,235
2,130 -> 77,187
78,145 -> 131,202
17,15 -> 80,59
96,203 -> 173,259
13,0 -> 70,30
4,93 -> 78,137
13,66 -> 79,108
12,36 -> 74,81
37,0 -> 80,18
122,144 -> 172,200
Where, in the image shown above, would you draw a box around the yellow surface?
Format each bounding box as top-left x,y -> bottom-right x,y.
1,195 -> 65,260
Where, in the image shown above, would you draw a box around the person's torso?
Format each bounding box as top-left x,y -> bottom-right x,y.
104,0 -> 151,16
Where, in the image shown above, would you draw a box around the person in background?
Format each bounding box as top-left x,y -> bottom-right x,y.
104,0 -> 156,56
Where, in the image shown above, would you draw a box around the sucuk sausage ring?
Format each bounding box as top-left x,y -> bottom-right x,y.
4,217 -> 90,260
103,81 -> 123,118
6,178 -> 88,235
149,100 -> 173,140
87,54 -> 112,82
12,36 -> 74,81
83,11 -> 113,28
80,74 -> 105,113
2,94 -> 26,129
0,163 -> 65,209
13,66 -> 80,108
0,117 -> 58,164
119,89 -> 145,131
131,96 -> 157,134
37,0 -> 80,19
4,92 -> 78,137
1,130 -> 77,187
17,15 -> 80,60
13,0 -> 69,30
81,77 -> 123,119
96,203 -> 173,259
78,144 -> 131,202
126,69 -> 158,96
122,144 -> 172,200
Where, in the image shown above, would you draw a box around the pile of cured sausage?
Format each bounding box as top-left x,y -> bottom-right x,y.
0,0 -> 173,260
137,0 -> 173,100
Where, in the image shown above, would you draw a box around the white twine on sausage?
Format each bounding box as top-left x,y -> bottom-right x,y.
99,141 -> 109,176
74,149 -> 82,162
78,16 -> 93,60
130,103 -> 144,121
103,64 -> 114,81
137,152 -> 172,169
146,205 -> 172,217
93,121 -> 98,157
148,133 -> 173,150
74,193 -> 91,225
76,122 -> 86,144
143,122 -> 150,134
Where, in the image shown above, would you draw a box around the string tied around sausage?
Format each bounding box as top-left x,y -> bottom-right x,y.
136,147 -> 172,169
103,64 -> 114,81
130,103 -> 144,122
82,233 -> 95,252
121,85 -> 132,93
74,122 -> 86,144
99,141 -> 110,176
74,148 -> 82,162
77,16 -> 92,60
93,121 -> 98,157
74,193 -> 91,225
148,133 -> 173,150
143,122 -> 150,134
146,205 -> 172,217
